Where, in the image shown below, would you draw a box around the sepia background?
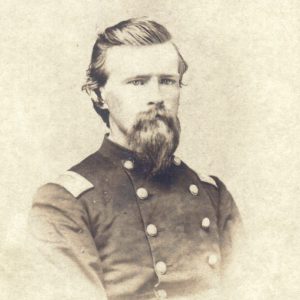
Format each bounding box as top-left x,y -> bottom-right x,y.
1,0 -> 299,299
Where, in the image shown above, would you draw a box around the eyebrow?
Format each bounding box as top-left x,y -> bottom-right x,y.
123,74 -> 179,82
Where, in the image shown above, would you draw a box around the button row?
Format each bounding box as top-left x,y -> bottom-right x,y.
125,157 -> 214,300
136,184 -> 200,200
146,217 -> 210,239
123,156 -> 182,171
152,254 -> 218,299
154,255 -> 217,275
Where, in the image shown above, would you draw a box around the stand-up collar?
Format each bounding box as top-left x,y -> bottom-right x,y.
97,134 -> 178,178
98,134 -> 154,175
98,134 -> 138,163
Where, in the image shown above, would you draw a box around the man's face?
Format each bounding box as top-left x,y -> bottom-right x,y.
100,42 -> 181,133
100,41 -> 182,175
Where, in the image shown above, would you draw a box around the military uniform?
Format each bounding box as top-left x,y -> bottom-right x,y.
29,135 -> 241,300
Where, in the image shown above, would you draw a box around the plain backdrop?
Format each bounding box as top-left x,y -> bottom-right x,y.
1,1 -> 299,299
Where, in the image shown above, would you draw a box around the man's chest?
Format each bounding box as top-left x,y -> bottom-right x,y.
82,166 -> 222,298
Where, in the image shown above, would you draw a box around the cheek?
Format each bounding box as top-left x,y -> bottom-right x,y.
165,89 -> 180,112
109,88 -> 149,111
106,92 -> 122,115
106,90 -> 141,124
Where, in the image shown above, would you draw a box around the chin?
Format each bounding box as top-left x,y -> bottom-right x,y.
128,125 -> 179,176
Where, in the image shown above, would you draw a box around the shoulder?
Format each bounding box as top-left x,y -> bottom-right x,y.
195,171 -> 240,223
196,172 -> 218,188
34,171 -> 94,204
192,168 -> 229,194
185,164 -> 235,206
30,172 -> 95,243
177,158 -> 218,188
196,172 -> 233,201
50,171 -> 94,197
33,151 -> 112,204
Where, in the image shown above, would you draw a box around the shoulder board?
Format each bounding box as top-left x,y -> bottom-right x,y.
197,173 -> 218,188
51,171 -> 94,198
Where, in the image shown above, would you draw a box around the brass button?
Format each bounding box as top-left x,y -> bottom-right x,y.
136,187 -> 148,199
146,224 -> 158,237
123,160 -> 134,170
202,217 -> 210,228
189,184 -> 198,195
173,156 -> 181,166
155,261 -> 167,275
208,254 -> 218,266
156,289 -> 167,299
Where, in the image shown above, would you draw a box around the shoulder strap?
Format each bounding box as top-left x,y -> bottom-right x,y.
197,172 -> 218,188
51,170 -> 94,197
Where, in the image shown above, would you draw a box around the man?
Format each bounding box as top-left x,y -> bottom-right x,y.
29,18 -> 242,300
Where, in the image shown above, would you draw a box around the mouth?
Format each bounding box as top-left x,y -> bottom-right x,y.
154,108 -> 167,117
155,113 -> 167,121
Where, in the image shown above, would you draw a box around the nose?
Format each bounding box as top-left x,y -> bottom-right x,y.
148,100 -> 164,108
147,78 -> 163,106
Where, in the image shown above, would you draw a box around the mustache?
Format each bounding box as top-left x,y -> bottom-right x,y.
131,104 -> 174,131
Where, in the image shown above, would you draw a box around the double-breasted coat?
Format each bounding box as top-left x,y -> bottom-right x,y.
29,136 -> 242,300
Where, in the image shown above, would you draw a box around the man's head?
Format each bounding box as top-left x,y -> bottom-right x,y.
83,18 -> 188,176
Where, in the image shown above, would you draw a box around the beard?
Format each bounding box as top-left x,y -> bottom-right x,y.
126,104 -> 181,177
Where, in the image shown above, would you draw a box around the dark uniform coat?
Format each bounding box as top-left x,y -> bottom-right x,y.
29,136 -> 242,300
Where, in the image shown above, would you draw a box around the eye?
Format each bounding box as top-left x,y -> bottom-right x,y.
160,78 -> 177,85
128,79 -> 145,86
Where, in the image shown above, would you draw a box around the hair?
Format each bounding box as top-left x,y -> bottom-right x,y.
127,103 -> 181,177
82,17 -> 188,128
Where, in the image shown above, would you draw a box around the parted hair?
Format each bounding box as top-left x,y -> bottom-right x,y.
82,17 -> 188,127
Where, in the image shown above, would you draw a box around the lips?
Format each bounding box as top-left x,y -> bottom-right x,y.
155,113 -> 166,120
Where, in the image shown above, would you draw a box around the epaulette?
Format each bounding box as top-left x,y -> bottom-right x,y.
197,172 -> 218,188
51,171 -> 94,197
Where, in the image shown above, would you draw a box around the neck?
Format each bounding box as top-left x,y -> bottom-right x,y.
108,120 -> 131,150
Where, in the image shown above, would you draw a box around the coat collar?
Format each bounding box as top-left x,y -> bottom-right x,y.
98,133 -> 153,176
98,133 -> 138,163
97,134 -> 177,178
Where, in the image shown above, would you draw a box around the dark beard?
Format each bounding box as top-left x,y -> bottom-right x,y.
127,106 -> 181,177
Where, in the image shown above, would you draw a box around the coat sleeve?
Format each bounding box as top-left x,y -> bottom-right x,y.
28,183 -> 108,300
211,177 -> 244,270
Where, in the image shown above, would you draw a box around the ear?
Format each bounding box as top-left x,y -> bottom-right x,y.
90,89 -> 108,109
99,87 -> 109,109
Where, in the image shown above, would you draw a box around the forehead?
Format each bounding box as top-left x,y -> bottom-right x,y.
104,42 -> 179,78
